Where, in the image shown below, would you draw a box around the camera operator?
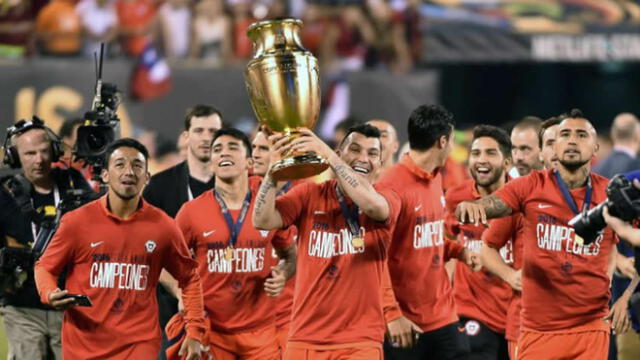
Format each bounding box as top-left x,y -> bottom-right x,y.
0,116 -> 92,359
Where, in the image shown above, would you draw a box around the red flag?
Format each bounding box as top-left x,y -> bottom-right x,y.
130,44 -> 172,101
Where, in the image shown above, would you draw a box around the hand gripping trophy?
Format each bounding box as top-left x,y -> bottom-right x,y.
244,19 -> 329,180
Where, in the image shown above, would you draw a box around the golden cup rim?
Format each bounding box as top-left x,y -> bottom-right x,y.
246,18 -> 303,37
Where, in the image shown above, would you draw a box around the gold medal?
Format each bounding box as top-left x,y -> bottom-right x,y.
352,236 -> 364,248
224,246 -> 234,261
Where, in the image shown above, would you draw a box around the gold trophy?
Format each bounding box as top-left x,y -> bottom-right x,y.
244,19 -> 329,181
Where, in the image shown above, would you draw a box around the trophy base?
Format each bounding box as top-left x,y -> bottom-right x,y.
271,154 -> 329,181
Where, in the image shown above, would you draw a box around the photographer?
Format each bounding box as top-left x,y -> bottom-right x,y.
0,117 -> 91,360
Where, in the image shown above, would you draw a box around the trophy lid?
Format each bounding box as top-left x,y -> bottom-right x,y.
246,18 -> 308,57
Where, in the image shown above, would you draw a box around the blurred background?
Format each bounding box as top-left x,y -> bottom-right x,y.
2,0 -> 640,356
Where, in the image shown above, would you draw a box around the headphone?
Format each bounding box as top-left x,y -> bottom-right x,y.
3,116 -> 63,169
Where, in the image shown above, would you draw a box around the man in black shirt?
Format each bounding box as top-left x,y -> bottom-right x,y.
144,104 -> 222,216
0,117 -> 91,360
143,104 -> 222,359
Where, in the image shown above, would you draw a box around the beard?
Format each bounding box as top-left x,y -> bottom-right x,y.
190,146 -> 211,163
113,187 -> 140,201
471,166 -> 504,188
558,158 -> 589,172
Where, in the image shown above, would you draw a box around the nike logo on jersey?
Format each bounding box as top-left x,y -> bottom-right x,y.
91,241 -> 104,248
538,204 -> 552,209
203,230 -> 216,237
415,204 -> 422,212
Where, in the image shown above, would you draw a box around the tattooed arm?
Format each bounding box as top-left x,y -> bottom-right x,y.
327,152 -> 390,222
455,194 -> 513,225
252,173 -> 284,230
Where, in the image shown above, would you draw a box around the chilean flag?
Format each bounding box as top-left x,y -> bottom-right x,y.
130,44 -> 172,101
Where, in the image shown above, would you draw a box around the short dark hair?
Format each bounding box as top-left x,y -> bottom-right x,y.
472,125 -> 511,158
339,123 -> 381,149
59,118 -> 84,139
558,108 -> 585,121
184,104 -> 222,131
213,128 -> 252,158
512,116 -> 542,133
407,104 -> 455,151
539,117 -> 562,148
104,138 -> 150,167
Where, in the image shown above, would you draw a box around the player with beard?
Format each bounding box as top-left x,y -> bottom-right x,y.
539,117 -> 561,170
378,105 -> 478,360
174,128 -> 296,360
253,124 -> 401,359
509,116 -> 543,178
35,139 -> 206,360
444,125 -> 514,360
457,109 -> 618,359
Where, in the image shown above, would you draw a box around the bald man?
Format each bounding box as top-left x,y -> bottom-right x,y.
509,116 -> 543,178
594,113 -> 640,178
367,119 -> 400,172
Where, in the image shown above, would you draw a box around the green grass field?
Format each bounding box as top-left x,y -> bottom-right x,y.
1,316 -> 7,359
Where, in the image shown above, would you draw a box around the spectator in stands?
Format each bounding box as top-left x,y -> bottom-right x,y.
0,0 -> 46,58
159,0 -> 191,60
75,0 -> 118,58
320,4 -> 375,73
189,0 -> 232,66
300,3 -> 328,56
365,0 -> 412,73
229,0 -> 256,61
116,0 -> 157,57
35,0 -> 82,56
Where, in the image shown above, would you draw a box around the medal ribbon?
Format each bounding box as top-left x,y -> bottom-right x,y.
335,185 -> 360,238
213,189 -> 252,248
554,170 -> 592,215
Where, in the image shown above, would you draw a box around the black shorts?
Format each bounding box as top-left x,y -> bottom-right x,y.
384,321 -> 470,360
459,317 -> 508,360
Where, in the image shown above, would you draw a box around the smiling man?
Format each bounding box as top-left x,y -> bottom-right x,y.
444,125 -> 514,360
175,128 -> 296,360
456,109 -> 618,360
35,138 -> 206,360
252,124 -> 400,359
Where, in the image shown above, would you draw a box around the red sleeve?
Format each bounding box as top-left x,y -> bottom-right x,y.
34,213 -> 77,304
272,226 -> 295,250
444,239 -> 465,262
162,221 -> 206,342
482,216 -> 516,249
444,191 -> 461,238
275,181 -> 314,228
175,204 -> 196,249
374,185 -> 401,228
493,173 -> 538,213
382,261 -> 402,323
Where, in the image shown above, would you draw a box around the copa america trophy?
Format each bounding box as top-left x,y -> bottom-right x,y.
244,19 -> 329,181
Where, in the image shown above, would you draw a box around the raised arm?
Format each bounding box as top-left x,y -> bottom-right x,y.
287,129 -> 390,221
253,173 -> 284,230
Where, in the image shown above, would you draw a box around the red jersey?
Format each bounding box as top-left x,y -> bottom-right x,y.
176,182 -> 292,334
494,169 -> 616,331
444,179 -> 514,334
275,179 -> 400,345
35,197 -> 205,360
482,213 -> 525,341
377,154 -> 465,332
